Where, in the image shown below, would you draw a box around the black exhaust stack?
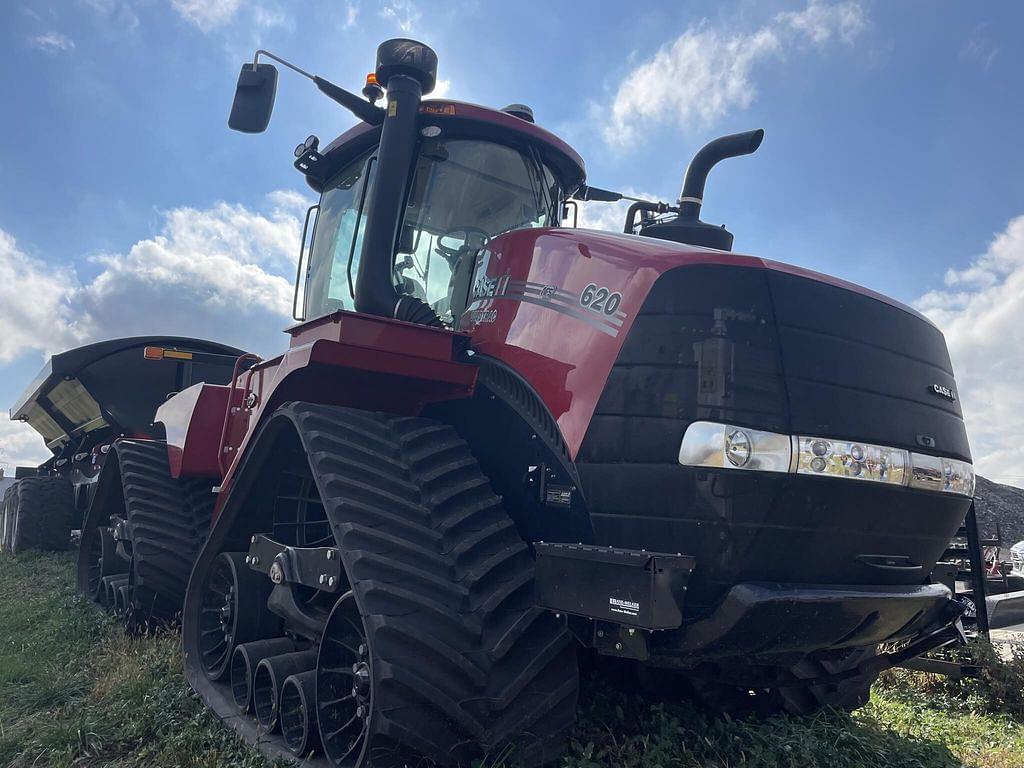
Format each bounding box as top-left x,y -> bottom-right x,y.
641,129 -> 764,251
354,39 -> 442,325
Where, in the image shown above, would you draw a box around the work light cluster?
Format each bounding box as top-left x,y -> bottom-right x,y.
678,421 -> 974,497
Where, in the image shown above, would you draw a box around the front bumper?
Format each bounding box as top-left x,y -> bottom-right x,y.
658,581 -> 956,660
535,543 -> 961,664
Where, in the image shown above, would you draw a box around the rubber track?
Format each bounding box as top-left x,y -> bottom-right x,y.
288,403 -> 579,767
115,440 -> 213,621
5,477 -> 74,553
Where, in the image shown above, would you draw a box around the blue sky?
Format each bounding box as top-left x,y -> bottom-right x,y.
2,0 -> 1024,487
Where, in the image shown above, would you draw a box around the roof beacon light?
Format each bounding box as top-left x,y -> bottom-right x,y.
363,72 -> 384,104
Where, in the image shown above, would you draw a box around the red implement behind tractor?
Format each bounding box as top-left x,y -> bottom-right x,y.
51,38 -> 976,766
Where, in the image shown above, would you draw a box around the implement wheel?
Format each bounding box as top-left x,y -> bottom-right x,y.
4,477 -> 74,554
1,484 -> 16,552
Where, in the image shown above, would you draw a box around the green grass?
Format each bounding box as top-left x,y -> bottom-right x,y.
0,551 -> 271,768
1,550 -> 1022,767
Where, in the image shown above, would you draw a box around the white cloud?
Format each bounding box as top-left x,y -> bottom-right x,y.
0,419 -> 51,474
379,0 -> 420,34
0,192 -> 306,367
343,1 -> 358,30
431,78 -> 451,99
170,0 -> 244,32
960,25 -> 999,72
30,31 -> 76,54
567,188 -> 664,234
776,0 -> 866,46
253,5 -> 291,31
0,232 -> 86,362
603,1 -> 866,146
0,193 -> 307,470
80,0 -> 141,32
915,215 -> 1024,487
79,201 -> 297,341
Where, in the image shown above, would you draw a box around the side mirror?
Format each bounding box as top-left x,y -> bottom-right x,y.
228,63 -> 279,133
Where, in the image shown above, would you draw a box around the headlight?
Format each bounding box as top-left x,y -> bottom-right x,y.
678,421 -> 973,496
795,437 -> 907,487
677,422 -> 791,473
908,453 -> 975,497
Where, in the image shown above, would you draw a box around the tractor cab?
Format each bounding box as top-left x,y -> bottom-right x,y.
226,39 -> 584,329
303,116 -> 577,324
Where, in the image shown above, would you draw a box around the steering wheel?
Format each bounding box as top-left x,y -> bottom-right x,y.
435,226 -> 490,266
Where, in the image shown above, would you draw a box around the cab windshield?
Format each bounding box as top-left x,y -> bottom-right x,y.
303,138 -> 562,321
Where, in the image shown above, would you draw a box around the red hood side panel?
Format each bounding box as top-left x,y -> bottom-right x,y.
460,229 -> 767,457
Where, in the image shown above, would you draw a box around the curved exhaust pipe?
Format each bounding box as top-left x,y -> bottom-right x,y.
642,129 -> 764,251
677,129 -> 763,219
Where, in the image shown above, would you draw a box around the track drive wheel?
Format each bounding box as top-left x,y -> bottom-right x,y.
317,591 -> 374,766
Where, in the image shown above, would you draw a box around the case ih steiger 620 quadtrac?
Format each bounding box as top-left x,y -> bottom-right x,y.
6,37 -> 981,766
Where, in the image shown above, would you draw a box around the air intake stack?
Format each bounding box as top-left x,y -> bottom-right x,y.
641,129 -> 764,251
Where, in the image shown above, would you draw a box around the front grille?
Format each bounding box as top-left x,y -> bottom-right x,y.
576,263 -> 971,611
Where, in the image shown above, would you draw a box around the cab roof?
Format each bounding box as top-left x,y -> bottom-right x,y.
305,100 -> 586,195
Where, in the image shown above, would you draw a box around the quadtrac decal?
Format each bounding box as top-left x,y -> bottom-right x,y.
466,254 -> 628,337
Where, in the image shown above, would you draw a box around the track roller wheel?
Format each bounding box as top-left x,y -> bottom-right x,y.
232,638 -> 296,713
253,650 -> 318,733
197,552 -> 281,680
317,591 -> 376,767
280,669 -> 321,756
100,575 -> 129,610
85,528 -> 127,601
114,584 -> 132,616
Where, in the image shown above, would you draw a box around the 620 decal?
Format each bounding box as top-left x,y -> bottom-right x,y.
579,283 -> 622,315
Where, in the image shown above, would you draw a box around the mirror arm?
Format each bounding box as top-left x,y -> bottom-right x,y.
574,184 -> 656,204
254,49 -> 314,79
313,76 -> 386,125
253,50 -> 385,126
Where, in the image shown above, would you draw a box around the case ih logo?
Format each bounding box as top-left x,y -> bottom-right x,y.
930,384 -> 956,401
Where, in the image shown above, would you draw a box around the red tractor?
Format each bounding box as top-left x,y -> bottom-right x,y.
72,39 -> 974,766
